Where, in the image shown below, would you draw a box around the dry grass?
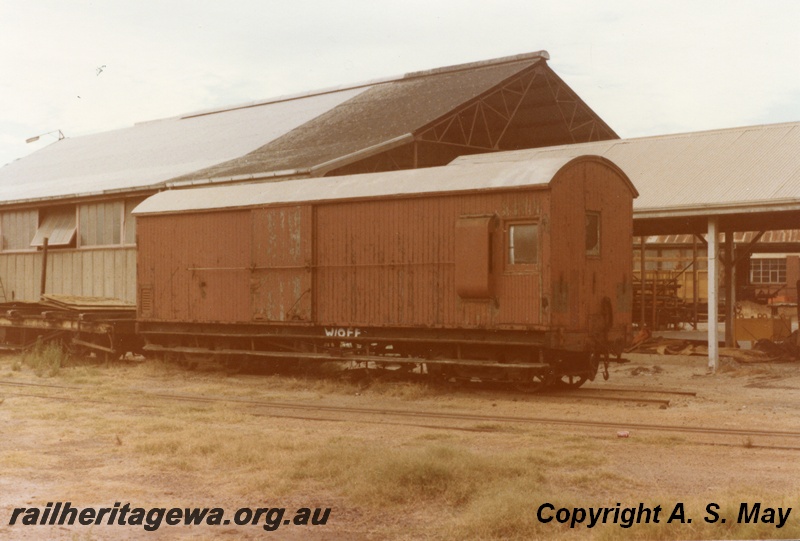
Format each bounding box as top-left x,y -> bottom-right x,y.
2,353 -> 800,539
20,341 -> 65,377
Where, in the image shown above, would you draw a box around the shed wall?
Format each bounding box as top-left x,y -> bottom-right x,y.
0,248 -> 137,302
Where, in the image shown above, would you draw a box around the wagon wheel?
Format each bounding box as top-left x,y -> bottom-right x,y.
553,374 -> 588,389
513,371 -> 549,393
552,353 -> 599,389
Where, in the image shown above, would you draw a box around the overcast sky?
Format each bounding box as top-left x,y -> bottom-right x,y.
1,1 -> 799,168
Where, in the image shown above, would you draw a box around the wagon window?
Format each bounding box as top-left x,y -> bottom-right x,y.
508,224 -> 537,265
586,212 -> 600,256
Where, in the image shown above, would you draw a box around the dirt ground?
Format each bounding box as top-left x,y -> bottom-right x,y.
1,352 -> 800,540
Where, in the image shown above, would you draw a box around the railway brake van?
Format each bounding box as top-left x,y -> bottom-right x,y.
134,154 -> 637,390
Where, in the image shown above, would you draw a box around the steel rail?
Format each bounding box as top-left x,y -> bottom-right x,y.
1,379 -> 799,441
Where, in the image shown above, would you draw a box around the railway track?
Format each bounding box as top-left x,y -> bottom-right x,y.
1,378 -> 799,449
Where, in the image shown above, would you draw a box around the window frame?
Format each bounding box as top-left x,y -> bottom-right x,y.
505,220 -> 539,270
0,209 -> 38,253
77,196 -> 145,249
750,257 -> 786,285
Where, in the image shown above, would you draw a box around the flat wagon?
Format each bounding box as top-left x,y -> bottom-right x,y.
134,154 -> 637,389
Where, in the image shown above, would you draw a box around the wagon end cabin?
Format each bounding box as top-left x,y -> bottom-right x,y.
134,155 -> 636,389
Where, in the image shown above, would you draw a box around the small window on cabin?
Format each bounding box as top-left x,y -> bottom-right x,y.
586,212 -> 600,257
508,224 -> 538,265
31,206 -> 76,248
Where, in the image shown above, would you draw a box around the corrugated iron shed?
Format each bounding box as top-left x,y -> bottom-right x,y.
171,52 -> 617,183
0,51 -> 617,206
0,86 -> 368,204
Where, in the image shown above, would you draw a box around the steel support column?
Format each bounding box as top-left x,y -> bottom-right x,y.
707,218 -> 719,372
724,233 -> 736,347
640,236 -> 646,327
692,236 -> 699,330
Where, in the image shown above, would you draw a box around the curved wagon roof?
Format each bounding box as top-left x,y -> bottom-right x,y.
133,154 -> 636,215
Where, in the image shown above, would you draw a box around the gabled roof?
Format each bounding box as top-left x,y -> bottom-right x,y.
171,52 -> 617,183
0,51 -> 617,206
452,121 -> 800,220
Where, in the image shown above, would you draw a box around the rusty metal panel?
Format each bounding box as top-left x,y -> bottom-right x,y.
138,211 -> 251,322
251,206 -> 313,322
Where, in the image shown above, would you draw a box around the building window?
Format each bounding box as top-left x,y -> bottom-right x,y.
31,206 -> 76,248
0,210 -> 37,251
79,201 -> 122,246
78,197 -> 145,247
586,212 -> 600,256
508,223 -> 538,265
750,258 -> 786,284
